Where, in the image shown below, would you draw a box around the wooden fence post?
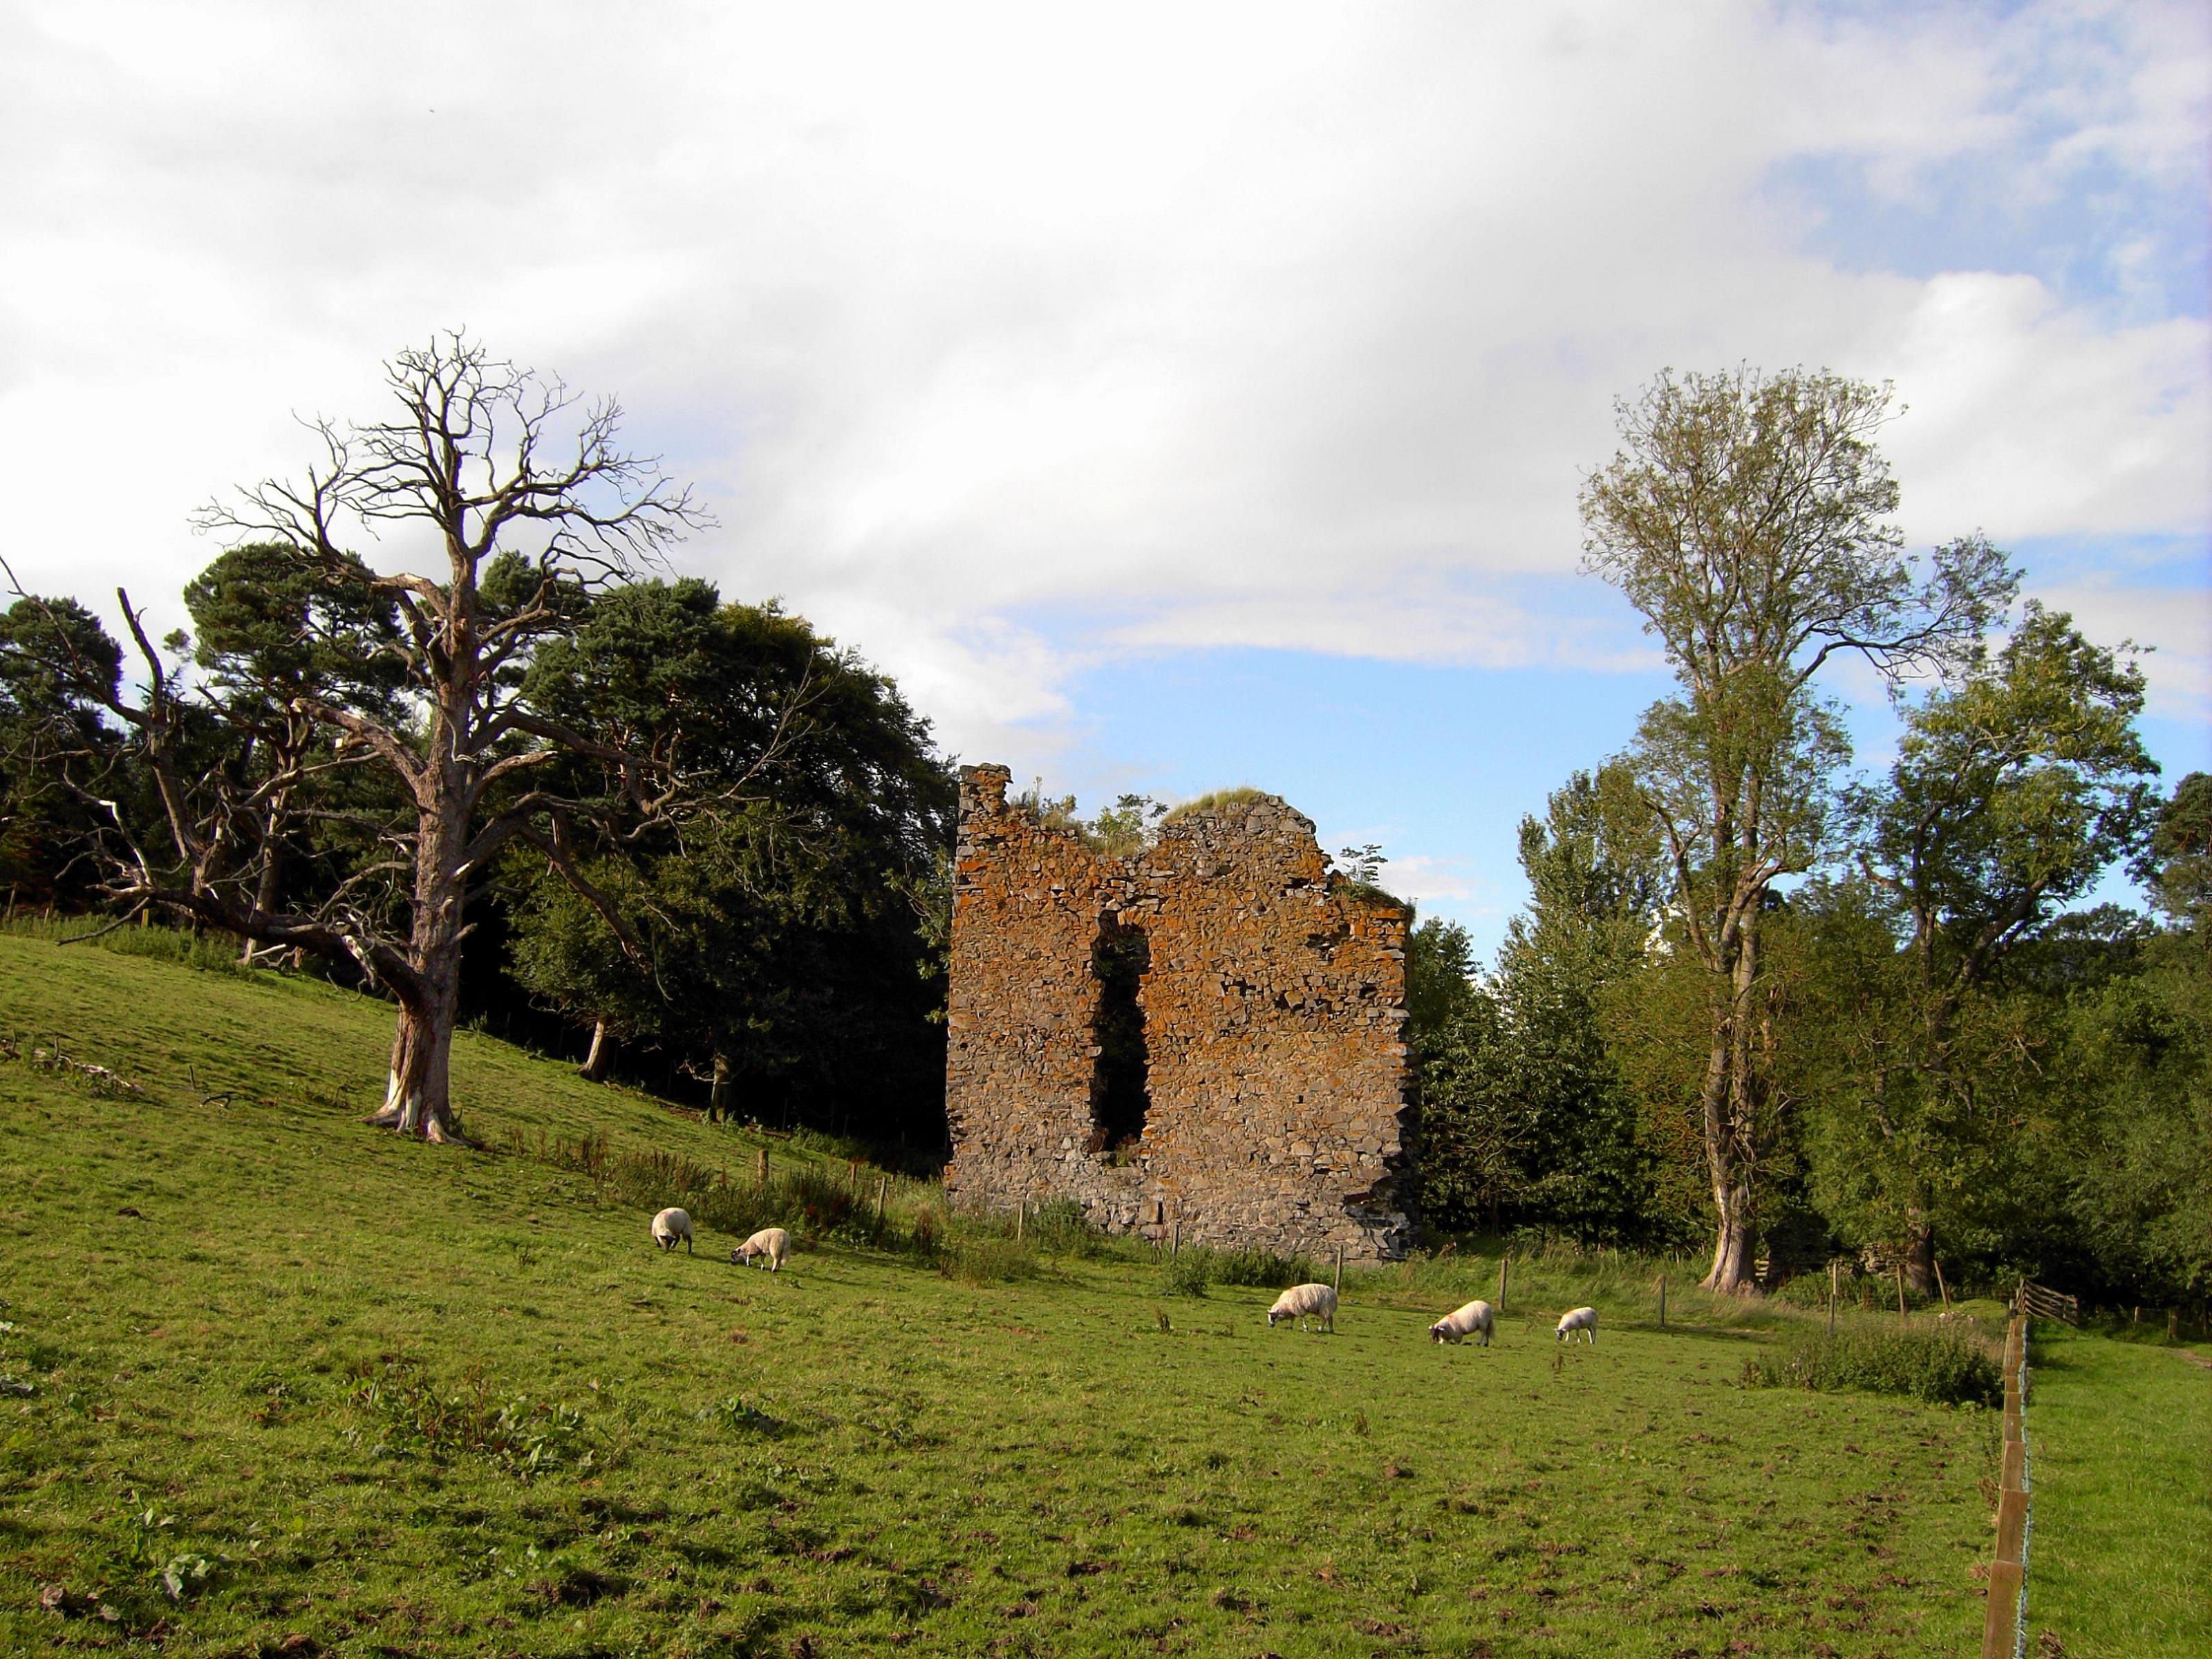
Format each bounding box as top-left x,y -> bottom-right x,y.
1499,1253 -> 1509,1317
1658,1275 -> 1666,1331
875,1176 -> 888,1239
1934,1258 -> 1951,1313
1016,1202 -> 1025,1242
1828,1261 -> 1838,1336
1895,1264 -> 1907,1322
1333,1244 -> 1344,1297
756,1147 -> 769,1187
1982,1313 -> 2032,1659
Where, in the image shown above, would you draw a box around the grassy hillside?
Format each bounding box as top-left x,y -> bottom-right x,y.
0,932 -> 2097,1656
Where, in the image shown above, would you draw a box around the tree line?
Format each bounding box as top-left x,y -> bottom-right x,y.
4,342 -> 2202,1308
1412,366 -> 2209,1310
1,335 -> 955,1151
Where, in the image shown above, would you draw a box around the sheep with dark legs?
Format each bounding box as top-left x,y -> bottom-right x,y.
651,1208 -> 694,1254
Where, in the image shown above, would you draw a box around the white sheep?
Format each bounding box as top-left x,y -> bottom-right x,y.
732,1226 -> 790,1272
1430,1298 -> 1496,1346
1266,1282 -> 1337,1333
651,1207 -> 694,1255
1555,1305 -> 1597,1344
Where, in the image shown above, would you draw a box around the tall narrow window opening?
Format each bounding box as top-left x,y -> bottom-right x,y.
1089,916 -> 1151,1156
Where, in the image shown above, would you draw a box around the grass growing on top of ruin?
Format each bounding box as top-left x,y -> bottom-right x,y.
1160,786 -> 1272,821
0,930 -> 2145,1657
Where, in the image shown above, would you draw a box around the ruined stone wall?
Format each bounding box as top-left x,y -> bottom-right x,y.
944,763 -> 1414,1259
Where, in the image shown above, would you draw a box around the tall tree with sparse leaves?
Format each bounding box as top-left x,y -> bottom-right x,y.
1580,366 -> 2013,1290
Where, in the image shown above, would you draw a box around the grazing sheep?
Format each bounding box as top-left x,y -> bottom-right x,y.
1555,1305 -> 1597,1344
1430,1298 -> 1496,1346
732,1226 -> 791,1272
651,1207 -> 694,1255
1266,1282 -> 1338,1333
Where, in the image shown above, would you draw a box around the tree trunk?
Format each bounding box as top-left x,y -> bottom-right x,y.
579,1018 -> 612,1082
1696,1003 -> 1747,1291
364,808 -> 468,1144
1698,910 -> 1763,1295
1706,1179 -> 1757,1293
241,831 -> 284,966
1902,1203 -> 1935,1297
708,1049 -> 732,1122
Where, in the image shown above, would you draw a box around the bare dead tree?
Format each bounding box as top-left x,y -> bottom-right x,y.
204,335 -> 726,1140
7,334 -> 808,1144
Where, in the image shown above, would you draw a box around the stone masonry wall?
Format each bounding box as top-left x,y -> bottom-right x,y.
944,763 -> 1414,1260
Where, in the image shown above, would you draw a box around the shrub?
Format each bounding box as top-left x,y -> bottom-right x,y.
939,1234 -> 1038,1286
1213,1248 -> 1320,1291
1025,1198 -> 1103,1257
1738,1323 -> 2001,1407
1161,1250 -> 1213,1297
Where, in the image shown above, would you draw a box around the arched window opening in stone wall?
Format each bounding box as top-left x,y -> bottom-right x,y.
1088,916 -> 1151,1159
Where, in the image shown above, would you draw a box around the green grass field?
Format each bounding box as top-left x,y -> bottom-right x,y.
2025,1326 -> 2211,1658
0,930 -> 2188,1657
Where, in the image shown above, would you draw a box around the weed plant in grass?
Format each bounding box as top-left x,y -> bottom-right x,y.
1738,1322 -> 2004,1406
2,935 -> 2020,1656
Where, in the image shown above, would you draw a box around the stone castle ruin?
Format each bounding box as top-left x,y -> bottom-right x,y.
943,764 -> 1415,1260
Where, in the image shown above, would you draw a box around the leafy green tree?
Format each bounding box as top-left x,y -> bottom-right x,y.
1416,770 -> 1666,1243
1412,987 -> 1519,1235
180,542 -> 406,961
1088,793 -> 1166,856
1405,915 -> 1479,1046
1807,604 -> 2159,1291
2139,770 -> 2212,926
507,581 -> 956,1139
0,593 -> 126,910
2062,774 -> 2212,1302
1580,366 -> 2012,1289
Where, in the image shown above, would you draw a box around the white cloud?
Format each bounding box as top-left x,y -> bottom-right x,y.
1878,274 -> 2211,539
1,0 -> 2204,769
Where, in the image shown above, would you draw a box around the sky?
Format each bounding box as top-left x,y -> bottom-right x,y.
3,0 -> 2206,955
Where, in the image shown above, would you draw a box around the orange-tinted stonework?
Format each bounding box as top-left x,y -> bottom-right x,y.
944,764 -> 1415,1259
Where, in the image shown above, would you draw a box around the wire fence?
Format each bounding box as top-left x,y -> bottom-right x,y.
1981,1311 -> 2034,1659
